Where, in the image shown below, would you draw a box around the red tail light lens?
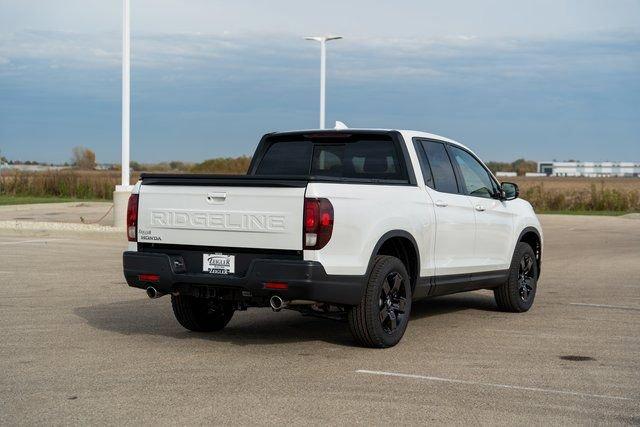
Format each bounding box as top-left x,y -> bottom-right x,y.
126,194 -> 139,242
264,281 -> 289,290
138,274 -> 160,283
304,200 -> 319,230
303,198 -> 334,250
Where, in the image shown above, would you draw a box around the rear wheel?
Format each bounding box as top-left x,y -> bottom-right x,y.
348,255 -> 412,348
171,295 -> 234,332
494,242 -> 538,312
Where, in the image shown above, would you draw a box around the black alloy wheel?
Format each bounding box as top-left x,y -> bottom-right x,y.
518,254 -> 535,303
379,272 -> 408,334
348,255 -> 412,348
494,242 -> 538,312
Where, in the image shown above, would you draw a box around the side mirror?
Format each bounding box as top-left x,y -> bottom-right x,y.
501,182 -> 519,201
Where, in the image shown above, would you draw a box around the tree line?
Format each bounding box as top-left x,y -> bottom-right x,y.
3,146 -> 538,176
485,159 -> 538,176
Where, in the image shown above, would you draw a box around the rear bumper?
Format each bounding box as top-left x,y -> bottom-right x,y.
123,251 -> 364,305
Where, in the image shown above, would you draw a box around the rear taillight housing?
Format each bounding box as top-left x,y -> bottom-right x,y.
303,198 -> 334,250
126,194 -> 139,242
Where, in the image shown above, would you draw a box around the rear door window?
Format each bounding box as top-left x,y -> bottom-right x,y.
420,140 -> 458,193
413,139 -> 435,189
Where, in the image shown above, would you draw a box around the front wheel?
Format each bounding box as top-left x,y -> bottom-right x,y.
494,242 -> 538,312
348,255 -> 412,348
171,295 -> 234,332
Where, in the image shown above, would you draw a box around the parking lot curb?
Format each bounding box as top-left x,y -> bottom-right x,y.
0,220 -> 122,234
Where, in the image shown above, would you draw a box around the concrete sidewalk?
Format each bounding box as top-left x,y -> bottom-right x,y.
0,202 -> 119,234
0,201 -> 114,225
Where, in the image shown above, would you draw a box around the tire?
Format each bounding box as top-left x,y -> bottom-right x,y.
494,242 -> 538,312
348,255 -> 412,348
171,295 -> 234,332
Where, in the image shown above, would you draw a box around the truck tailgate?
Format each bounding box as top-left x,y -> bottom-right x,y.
137,184 -> 305,250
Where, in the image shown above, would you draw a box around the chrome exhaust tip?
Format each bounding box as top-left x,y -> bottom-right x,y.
146,286 -> 164,299
269,295 -> 285,311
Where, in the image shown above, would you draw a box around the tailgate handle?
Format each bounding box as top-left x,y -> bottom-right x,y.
206,192 -> 227,204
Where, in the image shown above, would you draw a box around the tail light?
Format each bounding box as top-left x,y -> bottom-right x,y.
264,281 -> 289,290
303,198 -> 333,250
138,274 -> 160,283
126,194 -> 139,242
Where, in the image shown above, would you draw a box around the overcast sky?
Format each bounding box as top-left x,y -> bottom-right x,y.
1,0 -> 639,163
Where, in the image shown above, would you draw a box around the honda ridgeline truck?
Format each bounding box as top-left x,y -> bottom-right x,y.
123,129 -> 542,347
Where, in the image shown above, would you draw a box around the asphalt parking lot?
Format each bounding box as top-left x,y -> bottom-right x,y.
1,215 -> 639,424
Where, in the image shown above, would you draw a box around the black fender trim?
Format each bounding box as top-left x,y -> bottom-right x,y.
516,226 -> 543,273
364,230 -> 424,298
517,226 -> 541,241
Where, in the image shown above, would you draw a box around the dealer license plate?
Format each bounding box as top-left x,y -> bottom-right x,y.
202,253 -> 235,275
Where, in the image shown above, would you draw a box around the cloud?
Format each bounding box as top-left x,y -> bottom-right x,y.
2,29 -> 638,81
0,30 -> 120,69
1,28 -> 638,164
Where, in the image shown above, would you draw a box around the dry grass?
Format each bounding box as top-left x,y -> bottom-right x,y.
0,160 -> 250,201
0,171 -> 121,200
510,177 -> 640,212
2,170 -> 639,212
511,177 -> 640,192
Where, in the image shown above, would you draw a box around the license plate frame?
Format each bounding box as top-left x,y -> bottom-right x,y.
202,253 -> 235,275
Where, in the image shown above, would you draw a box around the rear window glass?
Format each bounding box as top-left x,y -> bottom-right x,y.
255,137 -> 406,182
312,140 -> 403,180
254,140 -> 312,175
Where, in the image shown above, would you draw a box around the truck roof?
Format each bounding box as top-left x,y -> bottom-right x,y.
269,128 -> 471,152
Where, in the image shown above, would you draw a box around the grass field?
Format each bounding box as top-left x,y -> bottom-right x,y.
509,177 -> 640,213
1,170 -> 639,213
536,210 -> 634,216
0,170 -> 121,200
0,195 -> 106,206
510,176 -> 640,192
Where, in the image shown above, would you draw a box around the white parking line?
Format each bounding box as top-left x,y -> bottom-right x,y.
484,328 -> 639,341
0,238 -> 68,246
0,240 -> 51,245
355,370 -> 633,401
570,303 -> 640,311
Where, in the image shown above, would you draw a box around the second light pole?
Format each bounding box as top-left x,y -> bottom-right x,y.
305,35 -> 342,129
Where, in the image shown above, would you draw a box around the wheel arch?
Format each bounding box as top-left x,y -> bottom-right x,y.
366,230 -> 420,292
517,226 -> 542,274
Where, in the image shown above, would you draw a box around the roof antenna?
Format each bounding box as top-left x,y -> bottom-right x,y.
334,121 -> 348,130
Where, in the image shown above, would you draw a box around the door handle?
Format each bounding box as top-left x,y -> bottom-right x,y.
206,192 -> 227,204
435,200 -> 448,208
475,205 -> 486,212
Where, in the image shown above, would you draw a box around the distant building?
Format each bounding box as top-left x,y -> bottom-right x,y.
538,161 -> 640,177
96,164 -> 116,171
0,164 -> 71,172
525,172 -> 547,177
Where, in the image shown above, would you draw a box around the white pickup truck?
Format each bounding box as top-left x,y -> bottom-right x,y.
123,129 -> 542,347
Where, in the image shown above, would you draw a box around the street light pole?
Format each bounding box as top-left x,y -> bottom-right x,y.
319,39 -> 326,130
305,36 -> 342,129
121,0 -> 130,189
114,0 -> 132,228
